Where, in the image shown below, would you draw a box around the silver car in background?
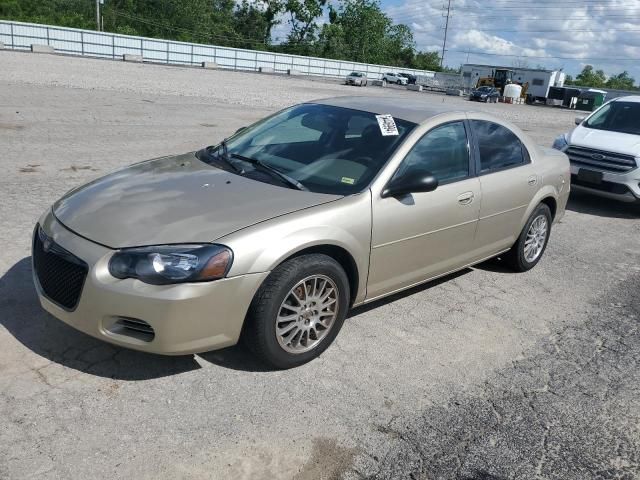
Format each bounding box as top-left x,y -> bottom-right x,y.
33,96 -> 570,369
345,71 -> 368,87
382,72 -> 408,86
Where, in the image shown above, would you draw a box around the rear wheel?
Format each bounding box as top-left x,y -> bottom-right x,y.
505,203 -> 552,272
243,254 -> 350,369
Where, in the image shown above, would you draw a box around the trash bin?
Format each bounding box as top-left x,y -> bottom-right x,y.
576,90 -> 606,112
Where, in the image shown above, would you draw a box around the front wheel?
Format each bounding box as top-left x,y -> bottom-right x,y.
505,203 -> 552,272
243,254 -> 350,369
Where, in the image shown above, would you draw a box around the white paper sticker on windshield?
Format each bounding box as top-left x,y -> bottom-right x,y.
376,114 -> 399,136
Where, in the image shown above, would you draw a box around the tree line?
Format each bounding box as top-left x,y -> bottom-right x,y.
565,65 -> 637,91
0,0 -> 446,71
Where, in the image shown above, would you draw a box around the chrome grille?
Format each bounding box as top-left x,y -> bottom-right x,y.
567,146 -> 638,173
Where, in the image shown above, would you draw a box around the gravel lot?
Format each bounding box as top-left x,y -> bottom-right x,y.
1,51 -> 639,480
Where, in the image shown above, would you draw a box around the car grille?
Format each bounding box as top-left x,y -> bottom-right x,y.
32,226 -> 88,310
567,146 -> 638,173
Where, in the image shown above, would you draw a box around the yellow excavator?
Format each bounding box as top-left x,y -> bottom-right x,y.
476,68 -> 514,95
476,68 -> 529,100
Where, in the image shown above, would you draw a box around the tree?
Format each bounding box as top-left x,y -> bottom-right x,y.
0,0 -> 438,69
316,0 -> 414,66
233,1 -> 273,48
285,0 -> 326,48
605,71 -> 636,91
574,65 -> 607,88
411,51 -> 441,71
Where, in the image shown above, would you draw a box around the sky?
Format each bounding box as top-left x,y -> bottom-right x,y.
273,0 -> 640,80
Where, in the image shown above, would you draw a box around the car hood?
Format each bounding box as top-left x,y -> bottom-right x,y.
53,153 -> 340,248
569,126 -> 640,157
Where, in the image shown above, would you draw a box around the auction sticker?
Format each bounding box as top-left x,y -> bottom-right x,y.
375,114 -> 399,136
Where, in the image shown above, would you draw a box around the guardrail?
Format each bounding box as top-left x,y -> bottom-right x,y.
0,20 -> 436,81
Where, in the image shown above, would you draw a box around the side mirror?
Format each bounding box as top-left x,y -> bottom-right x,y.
381,171 -> 438,198
574,116 -> 585,126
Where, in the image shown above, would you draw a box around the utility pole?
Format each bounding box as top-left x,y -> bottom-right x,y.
95,0 -> 101,31
441,0 -> 452,68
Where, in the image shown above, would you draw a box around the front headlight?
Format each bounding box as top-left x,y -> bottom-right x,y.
109,244 -> 233,285
552,133 -> 569,152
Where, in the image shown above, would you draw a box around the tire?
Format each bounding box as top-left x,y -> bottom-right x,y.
504,203 -> 552,272
243,254 -> 350,369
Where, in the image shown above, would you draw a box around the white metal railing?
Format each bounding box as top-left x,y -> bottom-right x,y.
0,20 -> 436,81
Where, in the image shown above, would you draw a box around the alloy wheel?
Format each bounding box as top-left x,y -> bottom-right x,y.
275,275 -> 339,354
524,215 -> 548,263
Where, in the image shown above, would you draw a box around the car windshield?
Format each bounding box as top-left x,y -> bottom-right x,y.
477,87 -> 492,93
349,72 -> 362,77
584,101 -> 640,135
202,104 -> 415,195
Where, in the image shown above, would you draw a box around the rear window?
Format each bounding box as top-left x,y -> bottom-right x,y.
585,101 -> 640,135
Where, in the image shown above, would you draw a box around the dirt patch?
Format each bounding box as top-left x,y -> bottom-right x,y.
293,438 -> 358,480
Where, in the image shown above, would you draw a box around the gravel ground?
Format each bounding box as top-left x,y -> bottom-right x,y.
1,51 -> 639,480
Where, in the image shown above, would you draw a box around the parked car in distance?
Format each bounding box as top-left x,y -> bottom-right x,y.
33,96 -> 570,369
552,96 -> 640,203
398,73 -> 417,85
345,71 -> 368,87
382,72 -> 408,86
470,86 -> 500,103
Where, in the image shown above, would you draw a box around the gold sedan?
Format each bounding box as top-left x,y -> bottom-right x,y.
33,96 -> 570,368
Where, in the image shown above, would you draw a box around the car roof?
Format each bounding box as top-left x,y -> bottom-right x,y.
613,96 -> 640,103
310,96 -> 466,124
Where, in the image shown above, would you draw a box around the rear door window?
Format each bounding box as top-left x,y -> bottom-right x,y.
471,120 -> 527,173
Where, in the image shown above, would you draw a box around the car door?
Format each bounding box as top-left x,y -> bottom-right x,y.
469,119 -> 539,258
367,120 -> 481,300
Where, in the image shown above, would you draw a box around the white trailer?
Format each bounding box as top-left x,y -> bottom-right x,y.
461,64 -> 566,101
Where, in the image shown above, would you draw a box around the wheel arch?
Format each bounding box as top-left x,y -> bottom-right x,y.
520,186 -> 560,230
540,196 -> 557,220
276,244 -> 360,307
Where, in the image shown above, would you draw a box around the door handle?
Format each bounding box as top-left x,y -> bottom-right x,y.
527,175 -> 538,186
457,192 -> 474,205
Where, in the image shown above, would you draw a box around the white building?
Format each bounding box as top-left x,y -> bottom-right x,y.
461,64 -> 566,100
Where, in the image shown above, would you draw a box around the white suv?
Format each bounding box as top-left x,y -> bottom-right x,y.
382,72 -> 408,86
553,96 -> 640,203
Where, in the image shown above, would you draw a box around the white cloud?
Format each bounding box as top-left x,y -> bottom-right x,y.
383,0 -> 640,81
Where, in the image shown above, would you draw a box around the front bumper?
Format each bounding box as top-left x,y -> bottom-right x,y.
569,163 -> 640,203
33,211 -> 269,355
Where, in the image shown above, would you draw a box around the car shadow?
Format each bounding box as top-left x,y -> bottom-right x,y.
0,257 -> 202,380
566,191 -> 640,219
1,259 -> 497,376
202,268 -> 474,372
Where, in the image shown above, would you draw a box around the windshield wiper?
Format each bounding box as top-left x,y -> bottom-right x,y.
210,139 -> 243,174
230,153 -> 308,191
